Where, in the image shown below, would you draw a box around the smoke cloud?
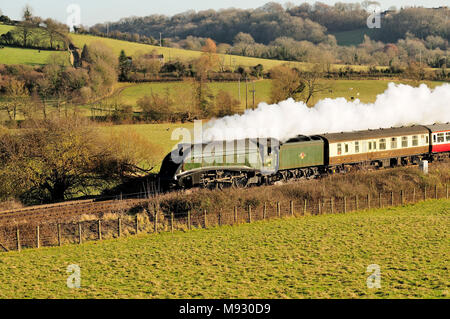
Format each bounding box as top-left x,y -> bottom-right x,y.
202,83 -> 450,142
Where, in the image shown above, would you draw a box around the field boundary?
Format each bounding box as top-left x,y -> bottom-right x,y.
0,184 -> 448,253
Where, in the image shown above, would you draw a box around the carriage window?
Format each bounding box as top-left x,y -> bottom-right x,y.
373,142 -> 377,150
433,135 -> 437,143
355,142 -> 360,153
337,144 -> 342,155
379,139 -> 386,150
402,137 -> 408,148
412,136 -> 419,146
446,133 -> 450,142
368,142 -> 372,151
437,133 -> 445,143
391,137 -> 397,149
345,144 -> 349,153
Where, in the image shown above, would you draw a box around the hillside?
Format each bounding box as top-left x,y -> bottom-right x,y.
0,200 -> 448,298
332,28 -> 378,46
70,33 -> 374,72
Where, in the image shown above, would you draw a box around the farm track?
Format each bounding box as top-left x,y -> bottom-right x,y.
0,198 -> 149,226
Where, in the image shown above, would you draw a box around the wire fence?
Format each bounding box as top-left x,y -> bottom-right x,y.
0,184 -> 448,253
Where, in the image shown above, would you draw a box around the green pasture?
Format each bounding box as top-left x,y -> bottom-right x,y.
108,79 -> 446,108
0,47 -> 68,66
0,200 -> 448,299
0,24 -> 14,35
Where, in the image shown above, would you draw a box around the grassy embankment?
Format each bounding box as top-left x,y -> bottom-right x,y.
0,199 -> 448,299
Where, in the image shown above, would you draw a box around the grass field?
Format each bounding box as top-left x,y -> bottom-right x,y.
109,79 -> 446,108
0,24 -> 14,35
0,199 -> 448,299
332,28 -> 378,46
0,47 -> 68,66
70,33 -> 380,72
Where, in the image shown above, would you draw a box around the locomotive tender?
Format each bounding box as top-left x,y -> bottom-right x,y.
159,123 -> 450,190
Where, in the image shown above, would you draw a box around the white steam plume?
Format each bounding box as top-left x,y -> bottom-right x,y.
202,83 -> 450,142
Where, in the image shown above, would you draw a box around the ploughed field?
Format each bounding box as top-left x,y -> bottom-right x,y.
0,200 -> 448,298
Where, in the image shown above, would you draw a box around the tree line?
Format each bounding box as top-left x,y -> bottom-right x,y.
0,5 -> 69,50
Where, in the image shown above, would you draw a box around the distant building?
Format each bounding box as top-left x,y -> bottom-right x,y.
142,54 -> 165,63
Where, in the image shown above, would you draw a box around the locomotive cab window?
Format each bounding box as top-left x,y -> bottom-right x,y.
412,136 -> 419,146
379,139 -> 386,150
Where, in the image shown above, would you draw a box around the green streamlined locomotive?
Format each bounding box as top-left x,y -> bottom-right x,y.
159,124 -> 450,190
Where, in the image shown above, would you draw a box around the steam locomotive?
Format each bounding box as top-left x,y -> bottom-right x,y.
159,123 -> 450,190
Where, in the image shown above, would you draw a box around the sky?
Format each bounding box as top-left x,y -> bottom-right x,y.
1,0 -> 448,26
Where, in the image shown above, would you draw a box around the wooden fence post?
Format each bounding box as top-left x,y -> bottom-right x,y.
36,225 -> 40,249
98,220 -> 102,241
204,209 -> 208,228
355,195 -> 359,211
218,210 -> 222,226
367,194 -> 370,209
344,196 -> 347,213
248,205 -> 252,223
435,185 -> 438,200
413,188 -> 416,203
154,211 -> 158,233
16,227 -> 21,252
391,191 -> 394,206
304,199 -> 307,215
277,202 -> 281,217
447,185 -> 449,199
135,215 -> 139,234
330,198 -> 334,214
187,210 -> 191,230
57,224 -> 62,247
318,199 -> 321,215
290,201 -> 294,217
78,222 -> 82,244
400,190 -> 404,205
424,187 -> 427,200
118,218 -> 122,238
171,213 -> 174,233
234,207 -> 238,224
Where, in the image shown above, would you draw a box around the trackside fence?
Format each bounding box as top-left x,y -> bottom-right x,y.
0,184 -> 448,253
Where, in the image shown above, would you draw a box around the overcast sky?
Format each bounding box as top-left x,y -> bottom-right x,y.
1,0 -> 448,26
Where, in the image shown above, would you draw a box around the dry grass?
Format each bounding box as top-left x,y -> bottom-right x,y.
156,161 -> 450,214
